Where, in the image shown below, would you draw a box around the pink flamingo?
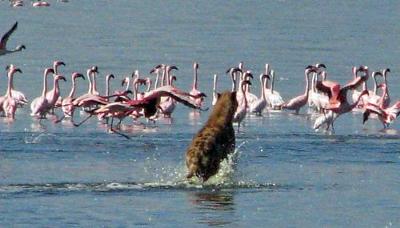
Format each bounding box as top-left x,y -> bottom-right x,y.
60,72 -> 85,120
265,69 -> 284,110
233,74 -> 252,130
105,74 -> 115,100
190,62 -> 206,107
363,84 -> 400,128
313,68 -> 369,131
32,1 -> 50,7
73,67 -> 108,109
2,65 -> 22,119
159,65 -> 179,117
308,63 -> 329,112
150,64 -> 163,89
380,68 -> 391,109
249,73 -> 270,115
29,68 -> 55,118
0,21 -> 25,56
76,85 -> 206,137
46,61 -> 66,113
282,66 -> 317,114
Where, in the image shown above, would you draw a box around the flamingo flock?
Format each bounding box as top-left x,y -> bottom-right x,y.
0,59 -> 399,137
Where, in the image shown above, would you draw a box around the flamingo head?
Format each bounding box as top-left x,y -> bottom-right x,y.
55,75 -> 67,82
168,65 -> 179,71
243,71 -> 253,80
16,45 -> 26,51
121,77 -> 129,86
150,64 -> 162,74
315,63 -> 326,69
382,68 -> 390,76
72,72 -> 85,80
106,74 -> 115,81
193,62 -> 199,69
91,66 -> 99,73
45,68 -> 55,75
54,61 -> 65,67
13,68 -> 22,74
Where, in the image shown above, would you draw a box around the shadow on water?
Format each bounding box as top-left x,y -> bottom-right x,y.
187,190 -> 236,226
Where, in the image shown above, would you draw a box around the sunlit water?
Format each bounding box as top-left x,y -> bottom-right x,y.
1,0 -> 400,227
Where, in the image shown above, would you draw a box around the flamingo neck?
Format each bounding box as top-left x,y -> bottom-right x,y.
383,74 -> 390,98
271,73 -> 275,93
68,77 -> 77,98
125,78 -> 130,91
260,75 -> 265,100
106,78 -> 111,97
6,71 -> 14,97
304,72 -> 310,97
91,72 -> 97,94
154,71 -> 160,89
161,69 -> 166,86
42,71 -> 49,97
52,77 -> 60,97
193,66 -> 198,90
87,71 -> 92,94
231,72 -> 237,92
212,74 -> 218,102
241,82 -> 248,108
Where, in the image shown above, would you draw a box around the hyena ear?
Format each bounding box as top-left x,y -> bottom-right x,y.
217,93 -> 221,99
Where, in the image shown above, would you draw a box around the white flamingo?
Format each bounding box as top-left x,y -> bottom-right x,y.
265,70 -> 284,110
2,65 -> 22,119
30,68 -> 55,118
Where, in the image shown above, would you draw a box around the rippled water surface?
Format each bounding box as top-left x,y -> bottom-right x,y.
1,0 -> 400,227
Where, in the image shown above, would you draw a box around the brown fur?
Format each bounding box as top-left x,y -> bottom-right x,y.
185,91 -> 238,182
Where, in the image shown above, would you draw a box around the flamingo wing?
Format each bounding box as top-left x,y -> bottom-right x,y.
144,85 -> 207,111
0,22 -> 18,49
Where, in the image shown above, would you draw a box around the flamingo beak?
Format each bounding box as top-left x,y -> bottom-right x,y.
5,65 -> 10,71
78,74 -> 85,80
59,76 -> 67,82
21,45 -> 26,49
170,65 -> 179,70
109,74 -> 115,79
15,68 -> 22,73
60,61 -> 66,66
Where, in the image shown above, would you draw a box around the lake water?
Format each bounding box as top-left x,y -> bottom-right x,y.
1,0 -> 400,227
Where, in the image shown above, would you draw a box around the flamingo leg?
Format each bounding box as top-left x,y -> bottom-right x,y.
109,117 -> 130,139
73,113 -> 93,127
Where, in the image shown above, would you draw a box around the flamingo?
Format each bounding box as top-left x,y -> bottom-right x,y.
190,62 -> 206,107
2,65 -> 22,119
363,83 -> 400,128
76,85 -> 207,132
265,69 -> 284,110
46,61 -> 66,113
60,72 -> 85,120
308,63 -> 329,112
30,68 -> 55,118
233,75 -> 252,130
212,74 -> 218,106
313,67 -> 369,131
150,64 -> 163,89
105,74 -> 115,100
159,65 -> 179,117
0,21 -> 25,56
32,1 -> 50,7
249,73 -> 270,115
282,66 -> 317,114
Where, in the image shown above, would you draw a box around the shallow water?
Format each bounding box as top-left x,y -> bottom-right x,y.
1,0 -> 400,227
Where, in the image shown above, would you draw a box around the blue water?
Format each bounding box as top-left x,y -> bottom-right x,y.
1,0 -> 400,227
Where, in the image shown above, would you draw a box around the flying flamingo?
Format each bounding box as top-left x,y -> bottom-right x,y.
282,66 -> 317,114
60,72 -> 85,120
265,69 -> 284,110
249,73 -> 270,115
30,68 -> 55,118
2,65 -> 22,120
189,62 -> 206,107
0,21 -> 25,56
